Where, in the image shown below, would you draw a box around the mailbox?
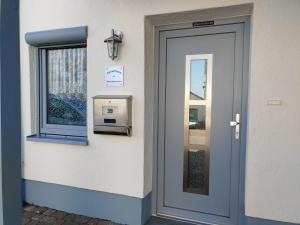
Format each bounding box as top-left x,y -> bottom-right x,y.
93,95 -> 132,136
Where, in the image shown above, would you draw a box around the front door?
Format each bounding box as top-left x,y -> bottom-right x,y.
157,21 -> 248,225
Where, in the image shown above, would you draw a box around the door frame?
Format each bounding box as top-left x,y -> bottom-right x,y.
151,16 -> 251,225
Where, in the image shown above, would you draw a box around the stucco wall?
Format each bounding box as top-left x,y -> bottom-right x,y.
20,0 -> 300,224
245,1 -> 300,224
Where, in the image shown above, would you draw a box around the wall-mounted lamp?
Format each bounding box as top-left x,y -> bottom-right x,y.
104,29 -> 123,60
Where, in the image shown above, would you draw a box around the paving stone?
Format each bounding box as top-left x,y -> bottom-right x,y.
22,217 -> 31,224
74,215 -> 91,223
24,205 -> 37,212
35,207 -> 48,214
51,211 -> 67,220
23,204 -> 122,225
31,214 -> 44,221
26,220 -> 39,225
88,219 -> 100,225
37,222 -> 51,225
43,209 -> 56,216
63,214 -> 76,221
40,216 -> 56,223
63,220 -> 81,225
62,214 -> 83,225
53,220 -> 65,225
23,210 -> 36,218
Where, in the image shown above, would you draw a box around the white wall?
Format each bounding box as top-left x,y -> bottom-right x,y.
20,0 -> 300,224
245,1 -> 300,224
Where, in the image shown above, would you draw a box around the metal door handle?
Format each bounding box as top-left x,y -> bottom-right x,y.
230,121 -> 239,126
230,114 -> 240,140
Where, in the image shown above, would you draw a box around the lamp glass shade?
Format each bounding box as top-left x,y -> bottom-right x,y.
104,29 -> 122,60
106,41 -> 120,60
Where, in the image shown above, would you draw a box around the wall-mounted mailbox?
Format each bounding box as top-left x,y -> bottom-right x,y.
93,95 -> 132,136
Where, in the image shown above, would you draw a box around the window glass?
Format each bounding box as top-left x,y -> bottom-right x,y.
47,47 -> 87,126
190,59 -> 207,100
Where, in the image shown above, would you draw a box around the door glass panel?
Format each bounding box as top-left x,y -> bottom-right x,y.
189,105 -> 206,130
184,55 -> 212,195
190,60 -> 207,100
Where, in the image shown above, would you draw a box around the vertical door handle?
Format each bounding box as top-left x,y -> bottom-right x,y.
230,114 -> 240,140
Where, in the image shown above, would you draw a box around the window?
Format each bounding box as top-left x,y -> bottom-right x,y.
39,45 -> 87,137
25,26 -> 87,142
25,27 -> 88,142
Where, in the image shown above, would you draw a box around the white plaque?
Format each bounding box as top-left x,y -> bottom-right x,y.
105,66 -> 124,87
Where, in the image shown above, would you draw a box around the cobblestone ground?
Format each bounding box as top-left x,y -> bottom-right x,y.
23,204 -> 122,225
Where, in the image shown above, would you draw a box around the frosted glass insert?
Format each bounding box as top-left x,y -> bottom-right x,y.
47,47 -> 87,126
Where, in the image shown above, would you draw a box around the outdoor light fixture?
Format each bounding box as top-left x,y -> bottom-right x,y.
104,29 -> 123,60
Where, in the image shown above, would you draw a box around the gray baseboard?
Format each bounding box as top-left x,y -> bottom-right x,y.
245,216 -> 298,225
23,179 -> 151,225
23,180 -> 298,225
146,216 -> 299,225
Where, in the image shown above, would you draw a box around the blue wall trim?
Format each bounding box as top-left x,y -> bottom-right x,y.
25,26 -> 87,47
245,216 -> 299,225
24,179 -> 151,225
23,180 -> 299,225
142,191 -> 152,224
0,0 -> 22,224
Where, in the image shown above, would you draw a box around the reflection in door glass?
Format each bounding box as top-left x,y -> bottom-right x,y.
184,55 -> 212,196
190,60 -> 207,100
189,105 -> 206,130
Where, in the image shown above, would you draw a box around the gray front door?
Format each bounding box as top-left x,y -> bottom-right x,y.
157,22 -> 247,225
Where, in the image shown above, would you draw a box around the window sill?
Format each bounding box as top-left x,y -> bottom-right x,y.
26,134 -> 88,146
